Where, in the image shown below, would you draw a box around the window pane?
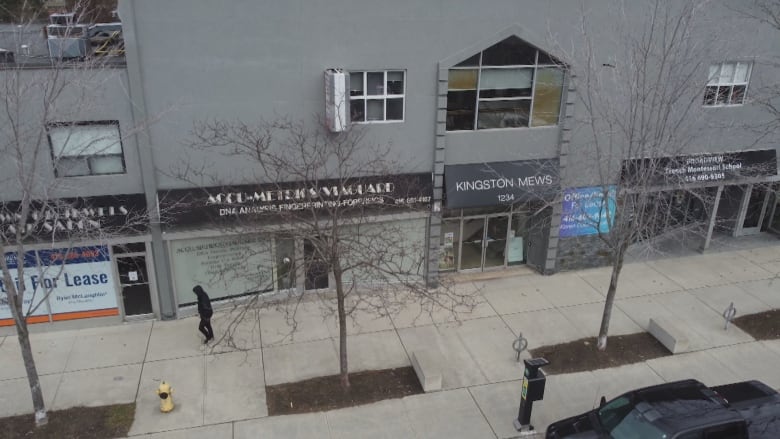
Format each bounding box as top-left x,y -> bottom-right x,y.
716,86 -> 731,105
366,99 -> 384,120
367,72 -> 384,95
730,85 -> 746,104
454,53 -> 480,67
446,90 -> 476,130
719,63 -> 735,84
734,63 -> 750,83
90,155 -> 124,174
350,99 -> 365,122
448,69 -> 478,90
57,156 -> 90,177
703,86 -> 717,105
50,123 -> 121,157
386,71 -> 404,94
531,68 -> 563,126
349,72 -> 364,96
482,36 -> 536,66
386,98 -> 403,120
478,99 -> 530,129
707,65 -> 720,85
480,68 -> 533,98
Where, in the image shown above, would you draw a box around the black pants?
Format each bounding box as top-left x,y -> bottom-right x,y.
198,316 -> 214,340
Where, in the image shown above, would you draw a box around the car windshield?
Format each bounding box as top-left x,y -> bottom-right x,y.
597,396 -> 668,439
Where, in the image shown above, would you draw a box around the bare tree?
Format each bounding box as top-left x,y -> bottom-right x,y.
0,4 -> 151,425
557,0 -> 766,350
169,116 -> 477,389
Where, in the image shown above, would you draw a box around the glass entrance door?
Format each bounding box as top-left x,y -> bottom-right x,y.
116,256 -> 153,316
460,218 -> 484,270
484,216 -> 508,268
458,215 -> 509,271
741,185 -> 769,235
761,184 -> 780,235
768,195 -> 780,235
304,239 -> 329,290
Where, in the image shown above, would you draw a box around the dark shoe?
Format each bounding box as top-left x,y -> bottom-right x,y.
203,338 -> 211,344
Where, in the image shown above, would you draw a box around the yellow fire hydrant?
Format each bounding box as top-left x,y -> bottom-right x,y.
156,381 -> 175,413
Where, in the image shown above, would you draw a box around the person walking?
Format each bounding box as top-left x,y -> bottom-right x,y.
193,285 -> 214,343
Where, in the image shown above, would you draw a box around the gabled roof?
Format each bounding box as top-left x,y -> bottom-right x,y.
439,24 -> 569,69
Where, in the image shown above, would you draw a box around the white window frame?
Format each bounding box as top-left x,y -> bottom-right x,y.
703,61 -> 752,107
348,70 -> 406,123
447,50 -> 562,131
48,120 -> 126,177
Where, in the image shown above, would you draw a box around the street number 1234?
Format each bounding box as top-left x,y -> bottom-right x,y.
498,193 -> 515,202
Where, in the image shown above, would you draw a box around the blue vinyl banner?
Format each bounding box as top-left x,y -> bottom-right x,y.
559,186 -> 616,237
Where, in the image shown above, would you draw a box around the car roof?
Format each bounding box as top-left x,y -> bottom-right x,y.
630,380 -> 743,433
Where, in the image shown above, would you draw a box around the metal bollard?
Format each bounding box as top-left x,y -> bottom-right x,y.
513,333 -> 528,362
723,302 -> 737,330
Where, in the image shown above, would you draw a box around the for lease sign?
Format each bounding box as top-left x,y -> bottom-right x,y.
0,245 -> 119,326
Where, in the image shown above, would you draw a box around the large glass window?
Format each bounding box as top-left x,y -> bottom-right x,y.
349,70 -> 405,122
170,234 -> 275,306
48,121 -> 125,177
703,62 -> 752,106
446,36 -> 564,131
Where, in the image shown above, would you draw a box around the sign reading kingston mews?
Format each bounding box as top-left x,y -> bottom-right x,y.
444,159 -> 560,208
0,194 -> 148,242
159,173 -> 433,227
622,149 -> 777,186
559,186 -> 616,237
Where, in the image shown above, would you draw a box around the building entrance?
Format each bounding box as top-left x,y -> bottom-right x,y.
113,243 -> 153,317
440,208 -> 529,272
768,192 -> 780,235
739,184 -> 770,235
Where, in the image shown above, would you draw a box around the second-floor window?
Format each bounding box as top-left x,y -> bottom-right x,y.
704,62 -> 752,106
48,121 -> 126,177
447,36 -> 565,131
349,70 -> 405,123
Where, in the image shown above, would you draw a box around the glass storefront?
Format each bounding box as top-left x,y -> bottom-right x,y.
631,188 -> 713,241
169,217 -> 427,305
440,206 -> 528,272
170,234 -> 280,307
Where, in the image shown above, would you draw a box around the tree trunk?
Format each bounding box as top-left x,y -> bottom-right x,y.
597,245 -> 627,351
17,322 -> 48,425
332,263 -> 350,390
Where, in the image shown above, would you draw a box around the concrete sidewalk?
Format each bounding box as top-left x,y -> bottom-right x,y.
0,243 -> 778,438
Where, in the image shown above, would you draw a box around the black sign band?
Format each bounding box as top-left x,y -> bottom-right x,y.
0,194 -> 148,242
622,149 -> 778,186
445,159 -> 560,208
159,173 -> 433,227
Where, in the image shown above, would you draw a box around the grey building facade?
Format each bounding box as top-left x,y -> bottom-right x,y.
1,0 -> 778,328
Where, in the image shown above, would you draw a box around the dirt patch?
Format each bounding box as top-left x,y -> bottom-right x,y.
0,403 -> 135,439
267,366 -> 423,416
530,332 -> 671,374
733,309 -> 780,340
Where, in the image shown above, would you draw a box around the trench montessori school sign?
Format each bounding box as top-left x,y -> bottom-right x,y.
622,149 -> 778,186
159,173 -> 433,227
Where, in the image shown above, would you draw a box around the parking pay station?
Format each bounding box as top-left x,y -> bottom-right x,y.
513,357 -> 549,433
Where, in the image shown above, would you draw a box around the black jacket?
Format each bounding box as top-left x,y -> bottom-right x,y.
193,286 -> 213,318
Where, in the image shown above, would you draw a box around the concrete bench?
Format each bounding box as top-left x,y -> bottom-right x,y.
648,317 -> 690,354
411,350 -> 442,392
